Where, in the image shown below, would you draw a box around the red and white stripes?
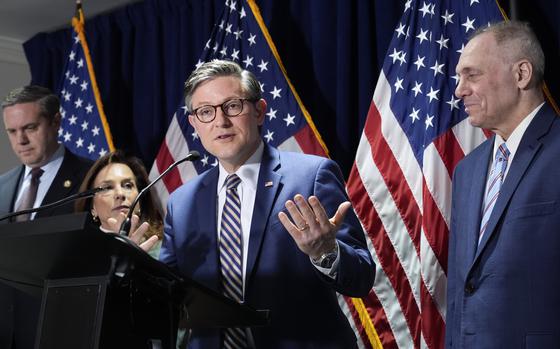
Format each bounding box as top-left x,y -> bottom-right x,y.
346,72 -> 488,349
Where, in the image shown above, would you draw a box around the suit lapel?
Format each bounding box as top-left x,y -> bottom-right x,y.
199,169 -> 220,290
41,152 -> 81,206
0,167 -> 24,217
474,105 -> 554,261
245,145 -> 282,288
465,141 -> 493,265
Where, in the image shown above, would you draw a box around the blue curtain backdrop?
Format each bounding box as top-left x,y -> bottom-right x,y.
23,0 -> 560,177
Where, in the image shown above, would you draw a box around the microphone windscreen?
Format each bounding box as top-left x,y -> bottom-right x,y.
188,150 -> 200,160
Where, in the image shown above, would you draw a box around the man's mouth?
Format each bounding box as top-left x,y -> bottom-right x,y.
216,134 -> 234,140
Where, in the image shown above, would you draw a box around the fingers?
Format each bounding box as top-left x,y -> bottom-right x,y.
280,194 -> 346,259
278,211 -> 303,240
139,235 -> 159,252
120,217 -> 161,253
283,195 -> 308,230
284,195 -> 332,230
104,213 -> 159,253
293,195 -> 321,231
105,212 -> 127,232
308,196 -> 330,229
128,214 -> 141,237
129,221 -> 149,245
279,194 -> 345,236
280,195 -> 352,235
330,201 -> 351,229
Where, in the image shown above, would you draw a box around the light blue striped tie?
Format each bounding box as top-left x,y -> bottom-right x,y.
219,174 -> 248,349
479,143 -> 510,242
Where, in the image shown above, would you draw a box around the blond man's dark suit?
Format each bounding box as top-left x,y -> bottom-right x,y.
0,149 -> 92,349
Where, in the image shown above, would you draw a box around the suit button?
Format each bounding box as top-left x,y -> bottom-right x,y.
465,282 -> 475,294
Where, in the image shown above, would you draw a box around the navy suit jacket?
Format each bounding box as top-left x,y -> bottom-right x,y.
446,104 -> 560,349
161,145 -> 375,349
0,149 -> 92,220
0,149 -> 92,349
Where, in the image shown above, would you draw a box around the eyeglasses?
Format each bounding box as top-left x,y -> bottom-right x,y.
191,98 -> 255,123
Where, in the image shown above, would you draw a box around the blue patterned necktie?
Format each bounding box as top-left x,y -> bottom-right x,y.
479,143 -> 510,242
219,174 -> 248,349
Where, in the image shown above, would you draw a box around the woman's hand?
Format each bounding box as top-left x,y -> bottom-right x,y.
106,212 -> 159,252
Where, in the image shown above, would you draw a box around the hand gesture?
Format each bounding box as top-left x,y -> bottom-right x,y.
278,194 -> 351,259
106,212 -> 160,252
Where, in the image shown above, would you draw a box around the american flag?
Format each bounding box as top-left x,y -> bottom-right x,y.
345,1 -> 503,348
149,0 -> 327,206
58,4 -> 114,160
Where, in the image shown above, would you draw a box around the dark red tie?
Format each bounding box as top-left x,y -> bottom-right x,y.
15,167 -> 44,222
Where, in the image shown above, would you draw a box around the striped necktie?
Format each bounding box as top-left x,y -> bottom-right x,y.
479,143 -> 510,242
219,174 -> 248,349
15,167 -> 44,222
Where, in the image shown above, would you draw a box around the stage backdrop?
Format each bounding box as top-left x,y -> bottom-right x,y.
21,1 -> 560,348
23,0 -> 559,177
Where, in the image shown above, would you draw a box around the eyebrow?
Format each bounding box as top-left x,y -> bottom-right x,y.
97,179 -> 114,185
193,96 -> 243,107
6,122 -> 39,131
456,66 -> 482,75
99,177 -> 135,183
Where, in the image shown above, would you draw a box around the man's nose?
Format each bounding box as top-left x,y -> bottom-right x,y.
214,108 -> 232,126
17,131 -> 29,144
455,78 -> 467,99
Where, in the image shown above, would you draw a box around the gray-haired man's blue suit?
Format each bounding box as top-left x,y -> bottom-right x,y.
446,104 -> 560,348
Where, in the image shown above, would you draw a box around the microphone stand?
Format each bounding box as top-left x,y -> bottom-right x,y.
118,151 -> 200,236
0,186 -> 111,222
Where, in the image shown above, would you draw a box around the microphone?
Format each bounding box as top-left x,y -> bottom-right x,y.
0,185 -> 112,222
117,150 -> 200,235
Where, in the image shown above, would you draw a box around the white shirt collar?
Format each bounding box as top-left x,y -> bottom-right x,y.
492,102 -> 544,176
23,143 -> 65,176
15,144 -> 66,218
217,141 -> 264,192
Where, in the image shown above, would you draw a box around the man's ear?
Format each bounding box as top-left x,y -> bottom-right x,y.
255,99 -> 267,126
515,59 -> 533,89
52,112 -> 62,128
188,114 -> 197,130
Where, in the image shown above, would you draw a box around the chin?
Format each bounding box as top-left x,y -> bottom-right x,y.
215,149 -> 242,162
467,116 -> 482,127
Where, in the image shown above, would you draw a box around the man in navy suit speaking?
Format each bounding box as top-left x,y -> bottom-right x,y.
159,60 -> 374,348
446,21 -> 560,348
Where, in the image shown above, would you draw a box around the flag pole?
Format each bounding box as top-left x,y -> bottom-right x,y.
72,0 -> 115,152
246,0 -> 329,157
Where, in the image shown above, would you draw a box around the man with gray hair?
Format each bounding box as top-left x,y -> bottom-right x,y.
0,85 -> 92,348
446,21 -> 560,348
160,59 -> 374,348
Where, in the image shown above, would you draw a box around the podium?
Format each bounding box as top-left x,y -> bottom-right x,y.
0,213 -> 269,349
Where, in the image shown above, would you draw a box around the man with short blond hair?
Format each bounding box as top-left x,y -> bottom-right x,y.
0,85 -> 92,349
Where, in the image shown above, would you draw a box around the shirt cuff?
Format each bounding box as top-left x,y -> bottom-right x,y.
310,241 -> 339,279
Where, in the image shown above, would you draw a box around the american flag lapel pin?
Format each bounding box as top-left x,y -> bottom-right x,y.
265,181 -> 273,187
